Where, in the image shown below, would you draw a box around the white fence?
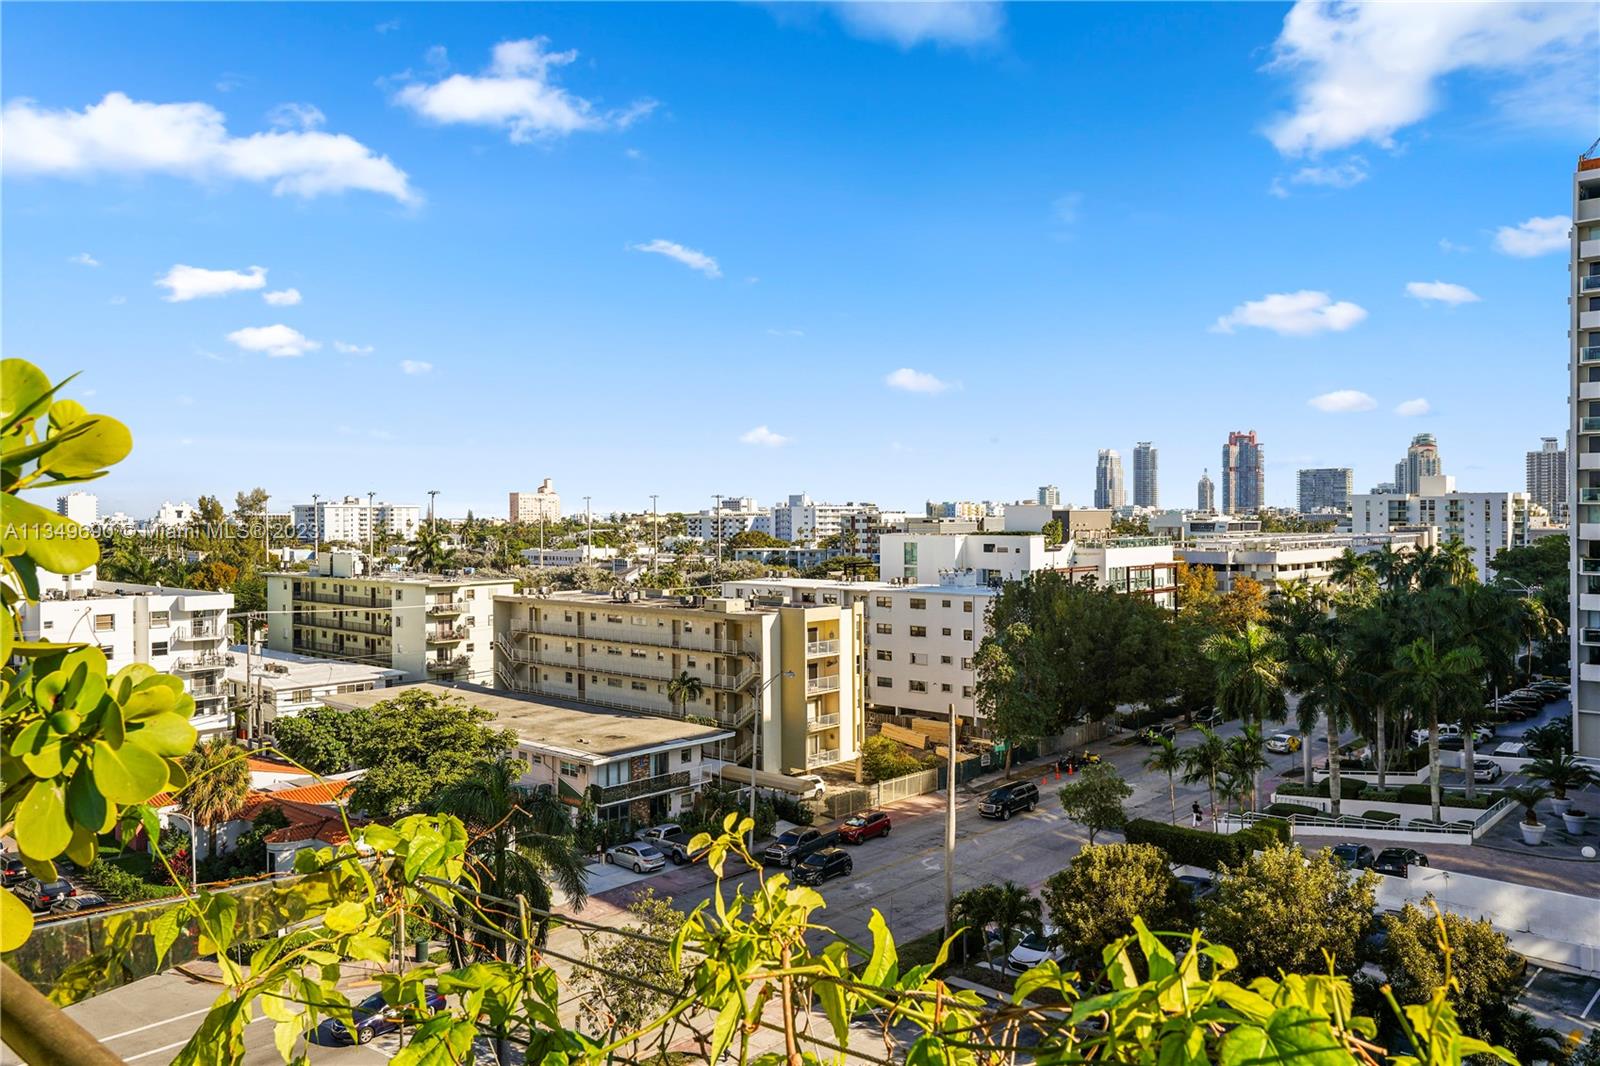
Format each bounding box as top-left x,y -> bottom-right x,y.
1222,797 -> 1517,846
820,767 -> 942,819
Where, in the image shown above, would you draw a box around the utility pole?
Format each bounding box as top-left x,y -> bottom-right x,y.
367,491 -> 376,558
713,494 -> 724,567
310,493 -> 321,563
427,490 -> 439,532
539,513 -> 545,569
583,496 -> 593,563
650,494 -> 659,579
943,702 -> 957,944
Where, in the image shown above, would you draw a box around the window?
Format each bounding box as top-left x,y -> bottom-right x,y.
963,630 -> 972,641
631,681 -> 647,691
908,680 -> 928,693
941,683 -> 953,693
940,655 -> 953,665
41,620 -> 53,630
607,678 -> 623,688
151,641 -> 169,657
876,676 -> 893,688
963,601 -> 973,613
149,611 -> 170,628
681,748 -> 693,763
559,760 -> 582,778
941,600 -> 951,608
100,644 -> 115,660
464,588 -> 475,599
875,623 -> 893,635
875,649 -> 893,662
962,685 -> 974,698
564,672 -> 574,684
909,598 -> 926,610
290,688 -> 312,703
961,657 -> 973,670
94,614 -> 116,632
941,627 -> 952,637
910,652 -> 928,666
909,625 -> 927,638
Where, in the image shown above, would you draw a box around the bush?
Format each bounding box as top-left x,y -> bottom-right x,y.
770,794 -> 815,826
82,859 -> 184,902
1321,778 -> 1367,799
860,735 -> 925,783
1123,819 -> 1283,872
1266,802 -> 1322,819
1397,785 -> 1495,810
1042,844 -> 1188,963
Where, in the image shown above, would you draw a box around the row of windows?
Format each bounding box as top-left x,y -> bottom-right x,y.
874,623 -> 973,641
873,649 -> 972,669
873,676 -> 973,697
874,595 -> 974,613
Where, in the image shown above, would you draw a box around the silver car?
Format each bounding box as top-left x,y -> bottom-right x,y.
605,842 -> 666,873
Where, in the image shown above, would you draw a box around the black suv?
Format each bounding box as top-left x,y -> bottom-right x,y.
794,847 -> 853,886
978,782 -> 1038,820
1330,843 -> 1375,870
764,827 -> 828,867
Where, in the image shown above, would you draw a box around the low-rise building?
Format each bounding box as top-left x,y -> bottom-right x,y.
227,645 -> 404,738
1349,475 -> 1530,580
1175,531 -> 1433,593
1149,512 -> 1263,539
265,551 -> 513,683
17,565 -> 233,735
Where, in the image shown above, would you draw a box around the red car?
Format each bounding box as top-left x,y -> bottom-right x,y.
838,810 -> 892,845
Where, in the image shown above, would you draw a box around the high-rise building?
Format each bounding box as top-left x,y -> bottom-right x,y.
1094,450 -> 1125,509
1350,475 -> 1528,585
1132,442 -> 1159,508
1526,437 -> 1567,519
292,497 -> 421,544
1297,468 -> 1354,513
1393,433 -> 1442,495
509,479 -> 562,523
1037,485 -> 1061,507
1197,470 -> 1216,512
1220,431 -> 1264,514
56,491 -> 98,527
1569,147 -> 1600,756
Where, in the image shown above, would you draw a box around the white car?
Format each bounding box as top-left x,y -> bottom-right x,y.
1409,724 -> 1492,746
1265,733 -> 1301,754
1471,758 -> 1502,783
792,775 -> 826,801
634,823 -> 685,845
605,842 -> 667,873
1006,928 -> 1065,973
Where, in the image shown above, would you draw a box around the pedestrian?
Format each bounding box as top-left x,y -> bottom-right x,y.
1191,801 -> 1203,828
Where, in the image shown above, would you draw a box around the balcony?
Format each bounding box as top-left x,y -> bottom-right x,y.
1583,417 -> 1600,434
426,625 -> 468,643
806,748 -> 841,769
175,624 -> 222,642
805,673 -> 841,695
1582,311 -> 1600,330
595,770 -> 692,807
298,613 -> 391,636
1581,558 -> 1600,575
1584,454 -> 1600,472
296,589 -> 386,608
1582,489 -> 1600,504
1581,275 -> 1600,293
807,713 -> 841,731
427,601 -> 464,618
172,653 -> 227,674
1582,629 -> 1600,646
1582,347 -> 1600,365
711,666 -> 756,691
188,681 -> 223,698
1583,662 -> 1600,684
1582,239 -> 1600,260
714,736 -> 754,765
806,639 -> 841,657
427,655 -> 470,674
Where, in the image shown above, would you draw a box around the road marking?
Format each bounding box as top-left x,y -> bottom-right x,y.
99,1006 -> 214,1043
1581,984 -> 1600,1019
123,1015 -> 268,1061
1525,966 -> 1543,990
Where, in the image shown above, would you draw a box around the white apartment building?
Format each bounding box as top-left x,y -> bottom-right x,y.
265,552 -> 512,683
1569,149 -> 1600,755
152,500 -> 197,529
291,498 -> 422,544
227,645 -> 404,738
56,491 -> 98,527
1349,475 -> 1530,581
1176,531 -> 1434,593
325,682 -> 732,827
518,546 -> 619,567
17,565 -> 234,735
770,494 -> 881,544
1150,512 -> 1263,539
684,497 -> 774,541
509,479 -> 562,524
491,589 -> 863,775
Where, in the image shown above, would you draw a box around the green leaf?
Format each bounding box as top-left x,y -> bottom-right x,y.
126,712 -> 198,758
47,399 -> 88,430
64,824 -> 97,868
1219,1006 -> 1349,1066
121,683 -> 178,721
39,414 -> 133,478
66,759 -> 111,833
150,904 -> 185,967
322,901 -> 366,934
709,995 -> 743,1064
91,738 -> 169,804
14,779 -> 72,860
0,888 -> 35,951
861,909 -> 898,988
0,494 -> 99,574
110,662 -> 157,703
12,720 -> 65,779
358,825 -> 399,852
0,358 -> 54,434
273,1018 -> 300,1062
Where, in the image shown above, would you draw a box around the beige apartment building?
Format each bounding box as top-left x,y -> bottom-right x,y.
510,479 -> 562,523
265,552 -> 513,683
491,589 -> 863,775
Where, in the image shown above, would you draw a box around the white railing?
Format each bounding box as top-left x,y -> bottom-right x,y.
806,639 -> 841,657
806,674 -> 841,694
806,748 -> 841,768
808,713 -> 841,730
1226,795 -> 1515,842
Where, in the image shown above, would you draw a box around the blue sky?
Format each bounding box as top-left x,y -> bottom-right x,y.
4,2 -> 1595,518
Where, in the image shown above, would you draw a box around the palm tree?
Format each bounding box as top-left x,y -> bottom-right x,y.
1328,548 -> 1369,591
1447,584 -> 1518,799
1292,634 -> 1359,817
1343,606 -> 1398,788
1391,638 -> 1484,823
1216,770 -> 1252,816
1514,594 -> 1560,684
988,880 -> 1044,958
1369,545 -> 1408,591
1204,623 -> 1287,728
1528,751 -> 1599,804
1438,537 -> 1478,587
406,525 -> 456,572
1223,726 -> 1270,812
1143,737 -> 1183,824
1181,726 -> 1227,825
434,757 -> 588,953
178,736 -> 252,862
667,671 -> 704,719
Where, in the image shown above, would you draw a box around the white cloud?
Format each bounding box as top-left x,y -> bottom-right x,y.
2,92 -> 417,204
739,425 -> 790,447
766,328 -> 804,338
108,295 -> 125,305
69,251 -> 100,267
630,238 -> 720,278
1051,192 -> 1082,226
1292,157 -> 1369,188
1264,2 -> 1596,156
262,287 -> 302,306
1307,389 -> 1376,413
1211,290 -> 1368,336
1493,215 -> 1570,257
334,341 -> 374,354
268,103 -> 326,131
156,264 -> 267,302
394,37 -> 655,143
399,359 -> 432,375
226,324 -> 319,358
885,367 -> 954,394
824,2 -> 1003,48
1405,280 -> 1480,305
1438,238 -> 1470,254
1394,397 -> 1431,416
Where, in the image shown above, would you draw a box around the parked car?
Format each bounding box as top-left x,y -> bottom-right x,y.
635,823 -> 685,845
13,878 -> 75,912
1192,708 -> 1223,728
1471,758 -> 1503,783
978,782 -> 1039,821
1329,843 -> 1375,870
1176,874 -> 1218,901
1,856 -> 29,887
1371,848 -> 1429,878
764,827 -> 829,867
838,810 -> 891,845
50,892 -> 107,915
1265,733 -> 1302,754
1006,927 -> 1064,973
793,775 -> 827,801
793,847 -> 853,886
1136,724 -> 1177,744
605,842 -> 667,874
1410,723 -> 1492,746
328,987 -> 447,1045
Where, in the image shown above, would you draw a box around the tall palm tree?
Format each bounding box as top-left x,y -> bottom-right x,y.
434,758 -> 587,953
667,671 -> 704,720
1343,606 -> 1398,788
1181,726 -> 1227,825
406,525 -> 457,572
1369,545 -> 1408,591
1292,634 -> 1359,817
1515,594 -> 1560,684
178,736 -> 252,862
1391,638 -> 1484,823
1328,548 -> 1369,591
1438,537 -> 1478,587
1223,725 -> 1270,812
1144,737 -> 1183,824
1204,623 -> 1287,728
988,880 -> 1043,957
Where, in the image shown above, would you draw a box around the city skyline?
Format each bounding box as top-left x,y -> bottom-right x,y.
3,3 -> 1591,516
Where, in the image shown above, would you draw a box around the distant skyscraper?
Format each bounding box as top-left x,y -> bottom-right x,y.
1526,437 -> 1567,518
1297,468 -> 1354,513
1094,450 -> 1125,509
1220,431 -> 1264,514
1197,470 -> 1216,512
1132,442 -> 1159,508
1394,433 -> 1442,495
1037,485 -> 1061,507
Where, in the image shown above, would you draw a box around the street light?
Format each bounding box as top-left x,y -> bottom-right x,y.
748,669 -> 796,846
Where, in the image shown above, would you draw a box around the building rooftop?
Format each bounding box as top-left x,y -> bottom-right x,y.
321,682 -> 733,763
226,645 -> 405,688
268,567 -> 515,586
38,579 -> 233,603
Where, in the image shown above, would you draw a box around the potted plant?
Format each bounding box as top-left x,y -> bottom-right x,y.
1505,785 -> 1550,846
1563,807 -> 1589,835
1529,751 -> 1598,818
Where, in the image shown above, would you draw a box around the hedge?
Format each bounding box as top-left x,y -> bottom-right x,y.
1396,785 -> 1495,810
1122,819 -> 1284,872
1265,802 -> 1321,819
81,860 -> 184,902
1277,778 -> 1367,800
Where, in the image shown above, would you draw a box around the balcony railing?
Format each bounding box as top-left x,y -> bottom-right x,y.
427,601 -> 464,617
806,748 -> 841,768
1581,558 -> 1600,575
296,589 -> 387,608
292,640 -> 389,665
805,673 -> 841,694
806,639 -> 841,657
595,770 -> 692,806
188,682 -> 223,697
175,625 -> 221,642
807,713 -> 841,731
1581,488 -> 1600,503
1583,346 -> 1600,364
172,653 -> 227,674
426,625 -> 468,643
714,737 -> 754,765
427,655 -> 470,673
1583,417 -> 1600,434
1582,628 -> 1600,646
297,614 -> 392,636
1581,275 -> 1600,293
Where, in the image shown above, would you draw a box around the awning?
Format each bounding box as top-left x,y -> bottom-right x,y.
715,765 -> 816,796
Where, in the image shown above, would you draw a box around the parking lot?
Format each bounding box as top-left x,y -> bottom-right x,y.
1520,963 -> 1600,1037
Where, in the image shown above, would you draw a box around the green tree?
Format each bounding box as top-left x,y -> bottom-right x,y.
858,734 -> 926,783
270,704 -> 372,774
1528,750 -> 1598,803
1204,623 -> 1286,727
1391,637 -> 1484,822
1041,843 -> 1188,963
1057,762 -> 1132,844
1221,725 -> 1270,812
727,529 -> 787,549
949,880 -> 1041,964
349,690 -> 516,817
178,736 -> 253,861
1439,536 -> 1479,586
666,670 -> 704,719
574,888 -> 690,1048
974,622 -> 1053,776
1181,725 -> 1228,823
1382,902 -> 1523,1044
1041,518 -> 1064,547
1201,844 -> 1377,980
1143,736 -> 1182,824
406,525 -> 457,572
1292,634 -> 1360,816
232,487 -> 270,525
